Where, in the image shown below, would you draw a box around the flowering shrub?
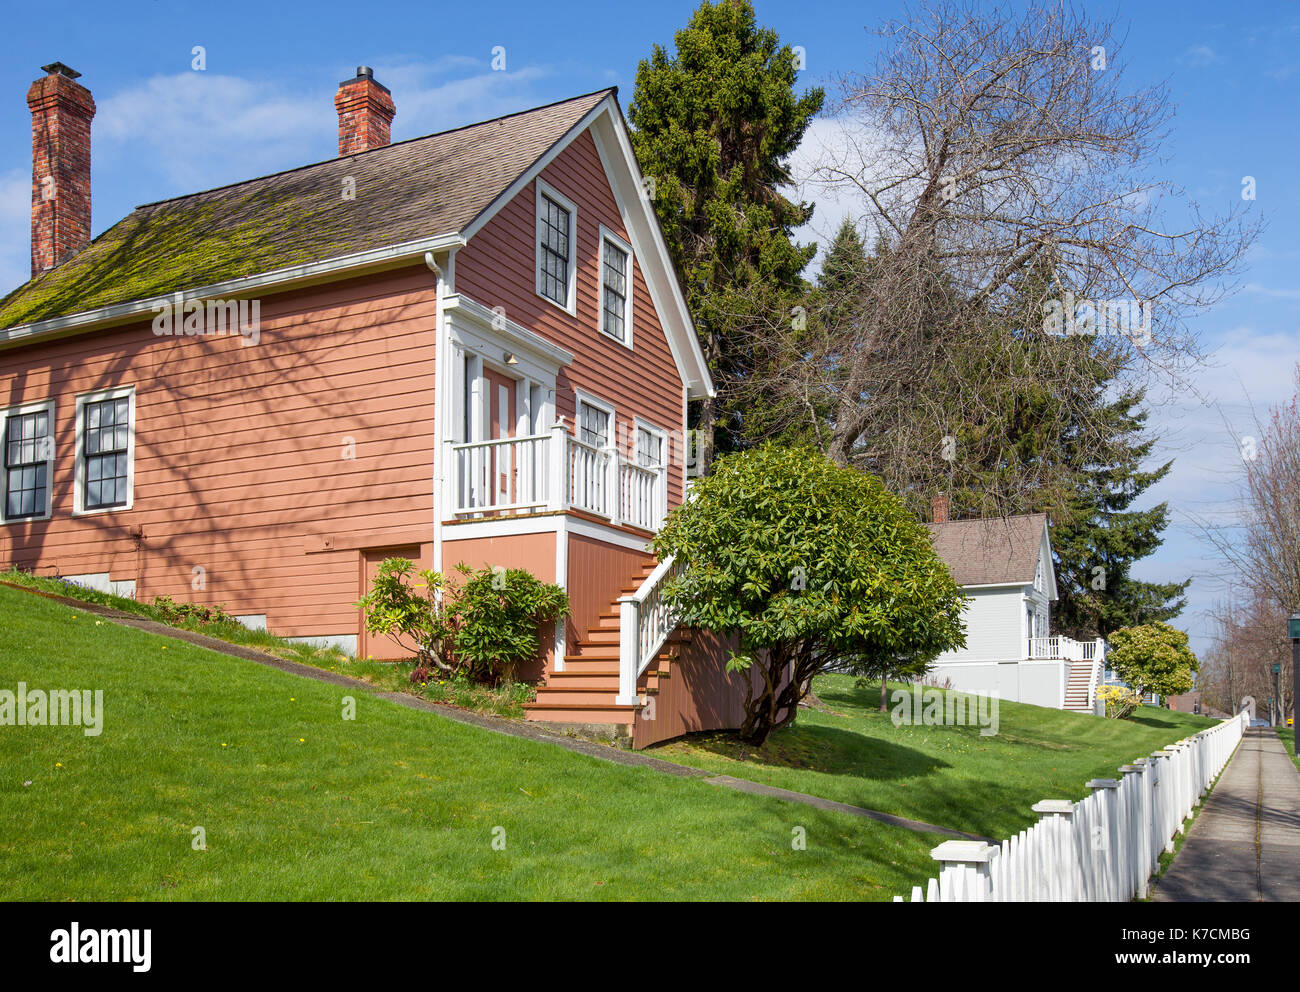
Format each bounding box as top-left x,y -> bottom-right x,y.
1097,684 -> 1142,719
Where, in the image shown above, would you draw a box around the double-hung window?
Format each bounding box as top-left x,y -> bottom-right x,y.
2,403 -> 54,522
577,399 -> 611,449
599,227 -> 633,346
635,424 -> 664,469
536,181 -> 577,312
75,388 -> 135,514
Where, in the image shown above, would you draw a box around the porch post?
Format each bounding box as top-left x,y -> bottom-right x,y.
616,594 -> 639,706
548,422 -> 567,512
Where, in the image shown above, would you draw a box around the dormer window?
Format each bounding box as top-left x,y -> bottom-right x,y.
536,180 -> 577,313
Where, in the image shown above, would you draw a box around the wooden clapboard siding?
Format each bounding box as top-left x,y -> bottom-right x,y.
564,532 -> 653,655
454,129 -> 687,508
0,266 -> 438,640
439,529 -> 559,680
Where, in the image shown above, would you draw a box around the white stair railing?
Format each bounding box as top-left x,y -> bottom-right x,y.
615,556 -> 682,706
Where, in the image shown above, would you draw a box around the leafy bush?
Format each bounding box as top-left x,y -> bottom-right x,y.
652,443 -> 967,744
1097,684 -> 1143,719
355,559 -> 568,685
152,595 -> 237,627
1106,622 -> 1199,699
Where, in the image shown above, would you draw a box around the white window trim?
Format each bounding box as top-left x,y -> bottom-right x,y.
573,388 -> 616,450
73,386 -> 136,517
598,224 -> 634,350
632,416 -> 668,466
1,398 -> 56,524
535,179 -> 579,316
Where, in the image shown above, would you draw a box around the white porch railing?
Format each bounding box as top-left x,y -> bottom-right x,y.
893,711 -> 1248,902
451,433 -> 553,515
451,423 -> 668,531
1030,635 -> 1104,661
615,555 -> 683,706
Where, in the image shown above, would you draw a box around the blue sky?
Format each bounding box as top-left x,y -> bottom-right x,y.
2,0 -> 1297,656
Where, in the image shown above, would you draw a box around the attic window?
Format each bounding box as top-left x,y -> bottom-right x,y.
599,227 -> 633,347
536,181 -> 577,313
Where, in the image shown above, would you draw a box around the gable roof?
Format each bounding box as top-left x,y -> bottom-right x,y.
926,513 -> 1049,587
0,89 -> 611,331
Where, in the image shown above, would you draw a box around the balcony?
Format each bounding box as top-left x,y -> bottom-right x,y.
449,423 -> 667,532
1028,635 -> 1104,661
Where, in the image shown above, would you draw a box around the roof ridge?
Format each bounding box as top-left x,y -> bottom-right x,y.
134,87 -> 617,211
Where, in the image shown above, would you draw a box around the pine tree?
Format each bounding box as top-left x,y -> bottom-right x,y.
628,0 -> 823,462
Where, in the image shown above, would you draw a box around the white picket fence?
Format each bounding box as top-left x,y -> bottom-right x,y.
894,711 -> 1248,902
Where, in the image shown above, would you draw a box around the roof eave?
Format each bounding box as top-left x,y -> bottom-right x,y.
0,231 -> 467,350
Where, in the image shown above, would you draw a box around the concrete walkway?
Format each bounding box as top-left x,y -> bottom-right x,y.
1152,727 -> 1300,902
3,580 -> 990,842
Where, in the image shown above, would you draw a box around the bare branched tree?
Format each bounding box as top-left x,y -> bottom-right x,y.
1199,366 -> 1300,720
730,0 -> 1258,523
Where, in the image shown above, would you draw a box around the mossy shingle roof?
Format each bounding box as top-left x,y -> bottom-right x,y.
926,513 -> 1048,587
0,88 -> 612,331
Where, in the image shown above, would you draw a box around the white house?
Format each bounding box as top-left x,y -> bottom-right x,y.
923,498 -> 1104,712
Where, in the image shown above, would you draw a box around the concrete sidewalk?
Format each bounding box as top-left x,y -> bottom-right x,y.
1152,727 -> 1300,902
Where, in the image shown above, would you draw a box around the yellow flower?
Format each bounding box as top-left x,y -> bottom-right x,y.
221,743 -> 227,747
298,738 -> 305,743
55,763 -> 62,768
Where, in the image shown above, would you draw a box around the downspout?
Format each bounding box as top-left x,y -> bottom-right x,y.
425,250 -> 445,579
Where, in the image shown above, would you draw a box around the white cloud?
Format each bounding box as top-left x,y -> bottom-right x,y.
1180,45 -> 1220,68
1243,281 -> 1300,300
92,62 -> 561,198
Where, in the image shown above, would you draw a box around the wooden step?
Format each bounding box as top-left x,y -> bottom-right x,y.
523,702 -> 639,725
533,688 -> 622,706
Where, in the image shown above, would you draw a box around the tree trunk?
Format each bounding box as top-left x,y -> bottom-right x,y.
880,672 -> 888,712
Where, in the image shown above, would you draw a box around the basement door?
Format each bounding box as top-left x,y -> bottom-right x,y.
359,545 -> 422,661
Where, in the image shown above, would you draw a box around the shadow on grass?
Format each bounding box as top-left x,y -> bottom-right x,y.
670,723 -> 951,782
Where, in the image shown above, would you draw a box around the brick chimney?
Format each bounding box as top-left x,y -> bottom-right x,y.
27,62 -> 96,277
931,494 -> 949,524
334,66 -> 395,156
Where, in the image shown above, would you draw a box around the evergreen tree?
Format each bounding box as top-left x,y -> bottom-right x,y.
628,0 -> 823,462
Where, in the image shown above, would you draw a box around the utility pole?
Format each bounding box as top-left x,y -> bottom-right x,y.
1290,614 -> 1300,736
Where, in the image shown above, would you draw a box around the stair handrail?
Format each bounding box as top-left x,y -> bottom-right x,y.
615,555 -> 681,707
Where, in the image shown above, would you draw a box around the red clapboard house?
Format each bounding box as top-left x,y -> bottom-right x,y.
0,62 -> 758,747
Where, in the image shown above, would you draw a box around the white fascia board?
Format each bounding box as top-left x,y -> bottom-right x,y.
588,106 -> 713,400
1040,522 -> 1059,601
0,231 -> 467,351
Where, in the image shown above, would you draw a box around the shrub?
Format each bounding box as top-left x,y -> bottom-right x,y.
152,595 -> 237,627
1106,622 -> 1199,699
652,443 -> 966,745
1097,684 -> 1142,719
355,559 -> 568,686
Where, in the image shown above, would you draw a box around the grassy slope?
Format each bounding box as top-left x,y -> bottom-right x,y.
650,673 -> 1219,839
0,585 -> 940,901
0,571 -> 531,718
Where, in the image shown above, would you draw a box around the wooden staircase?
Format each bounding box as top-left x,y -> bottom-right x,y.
524,558 -> 690,736
1063,661 -> 1099,713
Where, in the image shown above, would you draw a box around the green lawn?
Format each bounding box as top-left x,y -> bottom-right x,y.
649,674 -> 1219,839
0,570 -> 532,718
0,584 -> 940,901
1279,728 -> 1298,770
